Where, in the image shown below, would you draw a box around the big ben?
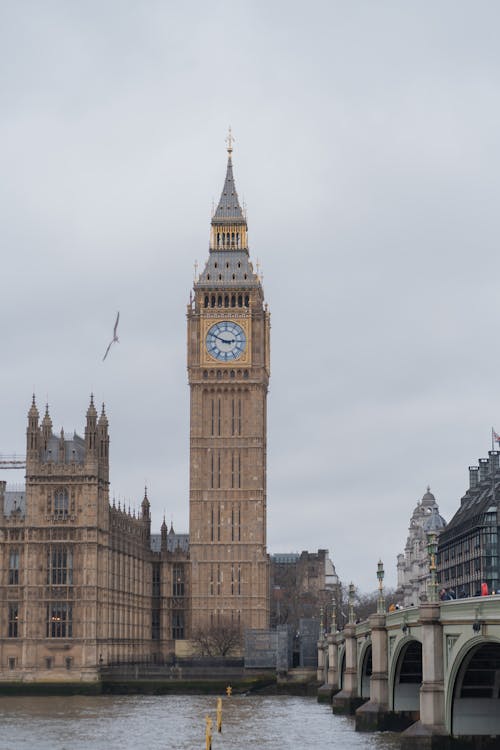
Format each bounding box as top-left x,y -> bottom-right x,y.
187,133 -> 270,634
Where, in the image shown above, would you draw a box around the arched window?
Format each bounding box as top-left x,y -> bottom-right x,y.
217,295 -> 222,307
231,294 -> 236,306
238,294 -> 243,307
204,295 -> 209,308
244,294 -> 249,306
224,295 -> 229,307
54,489 -> 69,518
211,295 -> 216,307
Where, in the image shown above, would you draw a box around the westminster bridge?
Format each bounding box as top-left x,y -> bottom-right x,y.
317,596 -> 500,748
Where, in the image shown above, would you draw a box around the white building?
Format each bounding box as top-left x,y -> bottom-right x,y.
397,488 -> 446,607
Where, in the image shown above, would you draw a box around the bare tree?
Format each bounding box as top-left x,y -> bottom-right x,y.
191,618 -> 242,657
338,585 -> 403,624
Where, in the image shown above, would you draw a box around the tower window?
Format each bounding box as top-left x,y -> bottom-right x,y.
244,295 -> 249,306
8,549 -> 19,585
231,294 -> 236,306
54,488 -> 69,518
238,295 -> 242,307
172,612 -> 184,640
211,295 -> 215,307
47,545 -> 73,585
8,605 -> 18,638
204,295 -> 209,307
173,566 -> 185,596
224,295 -> 229,308
214,262 -> 218,268
207,274 -> 210,280
47,603 -> 72,638
217,295 -> 222,307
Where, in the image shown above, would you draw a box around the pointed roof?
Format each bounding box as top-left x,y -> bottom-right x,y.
28,394 -> 39,419
212,129 -> 245,223
86,393 -> 97,419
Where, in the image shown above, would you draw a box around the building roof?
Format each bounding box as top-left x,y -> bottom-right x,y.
212,154 -> 245,223
4,489 -> 26,518
150,532 -> 189,554
271,553 -> 300,564
440,470 -> 500,542
196,250 -> 259,288
40,433 -> 86,464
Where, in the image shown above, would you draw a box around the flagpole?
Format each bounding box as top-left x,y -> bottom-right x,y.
492,428 -> 497,505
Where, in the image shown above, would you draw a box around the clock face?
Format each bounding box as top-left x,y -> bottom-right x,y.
206,321 -> 246,361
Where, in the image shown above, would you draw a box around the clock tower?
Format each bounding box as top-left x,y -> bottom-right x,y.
187,135 -> 270,634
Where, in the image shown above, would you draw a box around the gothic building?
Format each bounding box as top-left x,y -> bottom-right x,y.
397,488 -> 446,607
0,139 -> 270,681
187,135 -> 270,633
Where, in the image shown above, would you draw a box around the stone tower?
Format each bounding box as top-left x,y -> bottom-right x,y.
187,136 -> 270,633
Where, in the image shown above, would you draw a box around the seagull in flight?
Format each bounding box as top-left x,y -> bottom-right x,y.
103,312 -> 120,361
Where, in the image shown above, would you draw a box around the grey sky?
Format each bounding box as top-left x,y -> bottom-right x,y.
1,1 -> 500,591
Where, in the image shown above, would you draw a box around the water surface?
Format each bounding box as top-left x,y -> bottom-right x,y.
0,694 -> 402,750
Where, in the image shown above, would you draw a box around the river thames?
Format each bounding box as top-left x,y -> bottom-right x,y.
0,694 -> 402,750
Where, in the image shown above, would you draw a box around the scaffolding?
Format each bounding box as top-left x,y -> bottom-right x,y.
0,454 -> 26,470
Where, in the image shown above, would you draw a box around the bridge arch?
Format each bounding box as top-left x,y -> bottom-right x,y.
447,637 -> 500,736
358,640 -> 372,699
390,637 -> 422,713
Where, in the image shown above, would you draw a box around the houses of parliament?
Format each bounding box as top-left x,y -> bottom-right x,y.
0,139 -> 271,681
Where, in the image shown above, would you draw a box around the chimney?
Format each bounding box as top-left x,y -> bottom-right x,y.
479,458 -> 489,482
469,466 -> 479,490
489,451 -> 499,475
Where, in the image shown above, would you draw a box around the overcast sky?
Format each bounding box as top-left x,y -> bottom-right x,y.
1,1 -> 500,592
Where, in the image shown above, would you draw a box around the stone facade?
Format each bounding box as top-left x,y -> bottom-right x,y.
397,488 -> 446,607
0,397 -> 190,681
270,549 -> 340,632
187,139 -> 270,633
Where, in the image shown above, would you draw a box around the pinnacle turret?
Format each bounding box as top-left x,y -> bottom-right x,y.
209,129 -> 249,252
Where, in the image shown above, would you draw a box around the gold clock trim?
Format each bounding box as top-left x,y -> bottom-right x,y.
200,316 -> 251,366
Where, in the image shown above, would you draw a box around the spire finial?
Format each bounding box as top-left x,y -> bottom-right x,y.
225,126 -> 234,157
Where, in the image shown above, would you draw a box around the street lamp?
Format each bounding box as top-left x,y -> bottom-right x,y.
377,559 -> 385,614
348,582 -> 356,624
330,590 -> 337,634
427,532 -> 438,603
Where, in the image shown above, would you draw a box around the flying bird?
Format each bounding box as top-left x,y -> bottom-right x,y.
103,312 -> 120,361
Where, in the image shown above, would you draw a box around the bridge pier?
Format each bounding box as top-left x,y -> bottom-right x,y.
331,623 -> 365,714
356,612 -> 414,732
401,602 -> 446,748
317,633 -> 338,702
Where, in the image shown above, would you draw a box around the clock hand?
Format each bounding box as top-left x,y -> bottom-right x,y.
214,335 -> 235,345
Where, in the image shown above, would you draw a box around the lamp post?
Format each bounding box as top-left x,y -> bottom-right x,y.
348,582 -> 356,624
377,559 -> 385,614
330,589 -> 337,634
427,531 -> 438,603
